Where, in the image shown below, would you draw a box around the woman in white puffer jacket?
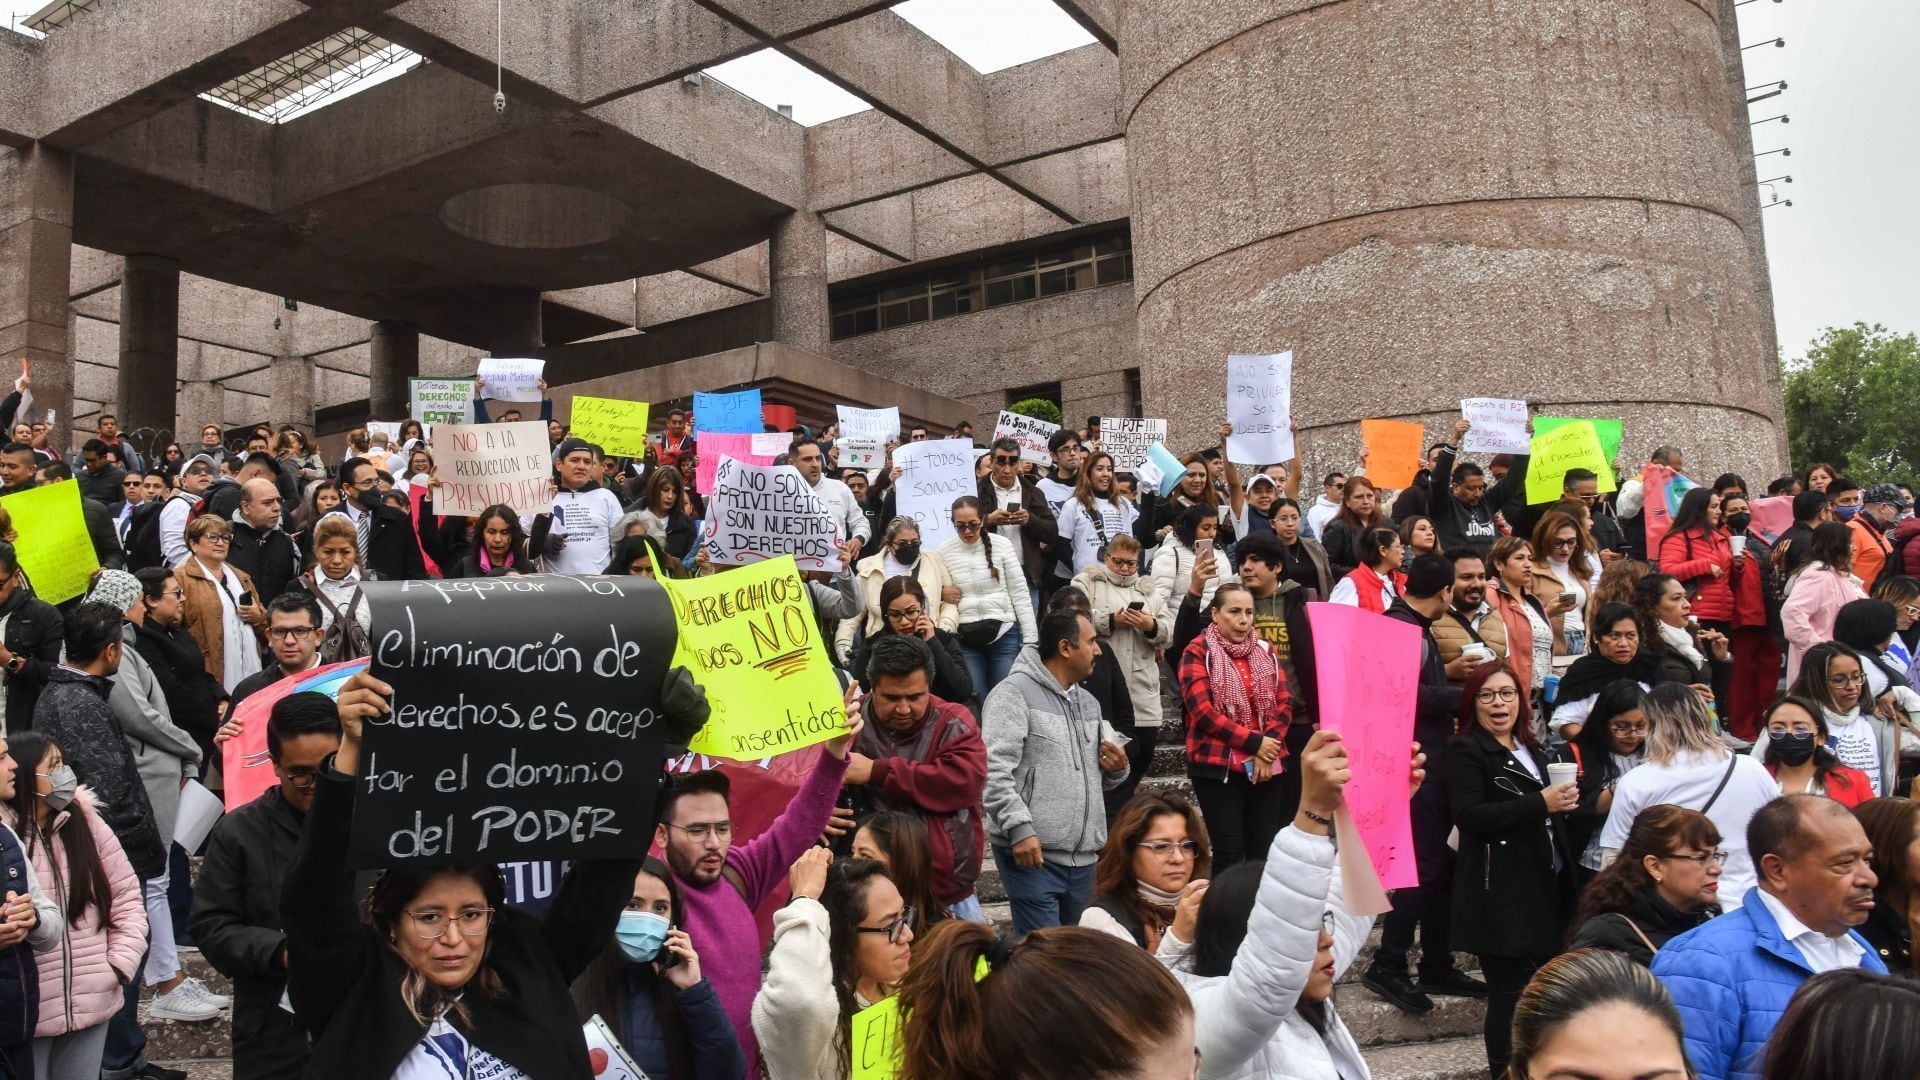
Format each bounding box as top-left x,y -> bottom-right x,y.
1150,502 -> 1231,614
1159,730 -> 1421,1080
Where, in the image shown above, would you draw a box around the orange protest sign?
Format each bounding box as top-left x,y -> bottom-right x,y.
1360,419 -> 1426,489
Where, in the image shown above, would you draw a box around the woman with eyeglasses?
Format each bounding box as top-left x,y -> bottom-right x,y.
1785,642 -> 1902,799
1157,730 -> 1416,1080
1567,804 -> 1723,967
1530,509 -> 1599,656
1551,606 -> 1665,745
1080,791 -> 1211,952
938,496 -> 1037,698
1448,661 -> 1577,1080
753,848 -> 914,1080
177,514 -> 265,692
847,577 -> 974,713
837,517 -> 957,667
1752,694 -> 1874,805
570,856 -> 745,1080
1832,599 -> 1920,734
1556,681 -> 1651,878
1600,683 -> 1779,911
289,673 -> 649,1079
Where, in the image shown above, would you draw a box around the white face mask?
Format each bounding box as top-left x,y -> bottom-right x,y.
39,765 -> 77,811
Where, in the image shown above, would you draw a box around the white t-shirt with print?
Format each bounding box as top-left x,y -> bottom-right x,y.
393,1016 -> 532,1080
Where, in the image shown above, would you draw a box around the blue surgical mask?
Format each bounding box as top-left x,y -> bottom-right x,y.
1835,504 -> 1861,521
38,766 -> 77,812
615,911 -> 671,963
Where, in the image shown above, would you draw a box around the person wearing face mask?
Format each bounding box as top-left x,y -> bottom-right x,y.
1785,643 -> 1902,800
837,518 -> 957,666
1722,491 -> 1785,743
0,731 -> 144,1080
1160,730 -> 1425,1080
191,693 -> 340,1080
335,457 -> 425,580
1846,483 -> 1908,589
1752,695 -> 1873,806
571,857 -> 745,1080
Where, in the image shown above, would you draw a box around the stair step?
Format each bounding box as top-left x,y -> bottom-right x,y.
152,1063 -> 232,1080
139,999 -> 232,1064
1334,981 -> 1486,1048
1362,1035 -> 1489,1080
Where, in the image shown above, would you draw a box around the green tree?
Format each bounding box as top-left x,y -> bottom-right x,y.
1782,322 -> 1920,484
1008,398 -> 1063,426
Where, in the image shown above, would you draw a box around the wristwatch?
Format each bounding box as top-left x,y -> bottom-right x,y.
5,655 -> 23,675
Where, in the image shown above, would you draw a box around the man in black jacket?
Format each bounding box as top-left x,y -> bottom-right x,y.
1366,554 -> 1487,1012
78,438 -> 129,513
33,602 -> 167,879
337,457 -> 425,580
978,437 -> 1059,600
36,461 -> 126,571
1429,417 -> 1531,556
192,691 -> 338,1080
228,479 -> 299,605
0,540 -> 63,732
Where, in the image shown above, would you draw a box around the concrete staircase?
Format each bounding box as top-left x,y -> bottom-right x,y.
146,707 -> 1489,1077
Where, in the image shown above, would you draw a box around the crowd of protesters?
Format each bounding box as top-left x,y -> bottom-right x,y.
0,361 -> 1917,1080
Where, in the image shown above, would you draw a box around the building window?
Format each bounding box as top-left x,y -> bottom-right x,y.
830,229 -> 1131,340
1125,368 -> 1142,418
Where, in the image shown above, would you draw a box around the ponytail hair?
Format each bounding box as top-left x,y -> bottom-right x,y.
949,496 -> 998,581
896,921 -> 1191,1079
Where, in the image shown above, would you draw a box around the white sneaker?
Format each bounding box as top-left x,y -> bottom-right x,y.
148,983 -> 221,1022
180,976 -> 231,1008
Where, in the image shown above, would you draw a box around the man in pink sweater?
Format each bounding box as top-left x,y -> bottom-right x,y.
656,688 -> 861,1073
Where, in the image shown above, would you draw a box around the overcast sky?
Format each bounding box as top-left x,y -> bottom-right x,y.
7,0 -> 1908,360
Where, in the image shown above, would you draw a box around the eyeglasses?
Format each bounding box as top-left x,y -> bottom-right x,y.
268,626 -> 317,640
886,607 -> 924,622
1550,537 -> 1578,549
403,908 -> 495,939
199,533 -> 232,545
158,588 -> 184,600
953,520 -> 982,533
666,820 -> 733,842
281,768 -> 319,790
1608,723 -> 1650,737
1828,672 -> 1866,688
1661,850 -> 1729,866
1136,840 -> 1200,860
854,905 -> 916,945
1107,558 -> 1138,571
1902,605 -> 1920,619
1476,687 -> 1520,704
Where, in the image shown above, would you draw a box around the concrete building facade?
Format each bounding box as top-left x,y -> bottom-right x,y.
0,0 -> 1783,478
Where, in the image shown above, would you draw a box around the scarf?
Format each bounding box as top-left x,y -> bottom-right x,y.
1555,649 -> 1665,706
1657,621 -> 1706,671
1201,623 -> 1280,736
1137,882 -> 1182,928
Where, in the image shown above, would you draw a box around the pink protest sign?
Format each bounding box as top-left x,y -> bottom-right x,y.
1748,495 -> 1794,546
695,431 -> 775,493
221,659 -> 370,811
1306,602 -> 1419,890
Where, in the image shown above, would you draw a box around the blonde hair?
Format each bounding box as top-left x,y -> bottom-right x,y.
311,514 -> 359,557
1644,683 -> 1728,765
185,514 -> 232,544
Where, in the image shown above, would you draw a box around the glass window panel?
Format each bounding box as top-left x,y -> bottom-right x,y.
832,313 -> 859,339
880,301 -> 914,328
1038,244 -> 1092,268
985,254 -> 1036,280
1096,255 -> 1127,284
1039,268 -> 1071,296
879,282 -> 925,303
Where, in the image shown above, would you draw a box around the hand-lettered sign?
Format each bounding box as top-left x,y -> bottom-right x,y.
1459,398 -> 1530,455
1226,352 -> 1294,464
704,456 -> 843,571
891,438 -> 974,550
430,421 -> 552,518
351,576 -> 677,866
1307,602 -> 1419,890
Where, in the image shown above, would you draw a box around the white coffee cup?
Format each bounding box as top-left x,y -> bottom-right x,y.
1730,535 -> 1747,558
1547,762 -> 1578,789
1461,643 -> 1495,665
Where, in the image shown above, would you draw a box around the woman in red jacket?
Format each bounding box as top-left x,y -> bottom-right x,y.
1723,492 -> 1783,742
1657,488 -> 1734,634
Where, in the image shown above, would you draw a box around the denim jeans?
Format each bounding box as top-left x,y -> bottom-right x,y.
991,846 -> 1093,940
959,631 -> 1022,701
947,893 -> 986,924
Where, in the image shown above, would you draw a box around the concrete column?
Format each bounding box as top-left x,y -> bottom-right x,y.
116,253 -> 181,441
769,210 -> 830,356
0,144 -> 75,439
269,354 -> 314,431
368,319 -> 419,420
1120,0 -> 1780,482
483,290 -> 544,357
175,380 -> 223,438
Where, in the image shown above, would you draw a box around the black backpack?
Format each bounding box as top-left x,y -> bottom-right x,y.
125,492 -> 204,572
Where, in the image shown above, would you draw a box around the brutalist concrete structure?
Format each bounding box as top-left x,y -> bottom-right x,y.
0,0 -> 1783,475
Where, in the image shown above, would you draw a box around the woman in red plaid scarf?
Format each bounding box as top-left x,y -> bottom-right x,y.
1178,582 -> 1292,870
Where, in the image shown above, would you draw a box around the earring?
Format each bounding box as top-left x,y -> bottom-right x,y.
1652,875 -> 1663,885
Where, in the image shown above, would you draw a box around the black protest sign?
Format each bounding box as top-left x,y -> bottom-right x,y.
351,575 -> 677,867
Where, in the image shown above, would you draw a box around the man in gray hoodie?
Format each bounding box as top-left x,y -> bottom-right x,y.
981,609 -> 1130,938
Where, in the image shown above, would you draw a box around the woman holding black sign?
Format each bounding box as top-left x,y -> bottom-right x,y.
288,674 -> 649,1079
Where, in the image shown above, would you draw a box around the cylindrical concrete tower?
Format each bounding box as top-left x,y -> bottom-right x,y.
1121,0 -> 1784,480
